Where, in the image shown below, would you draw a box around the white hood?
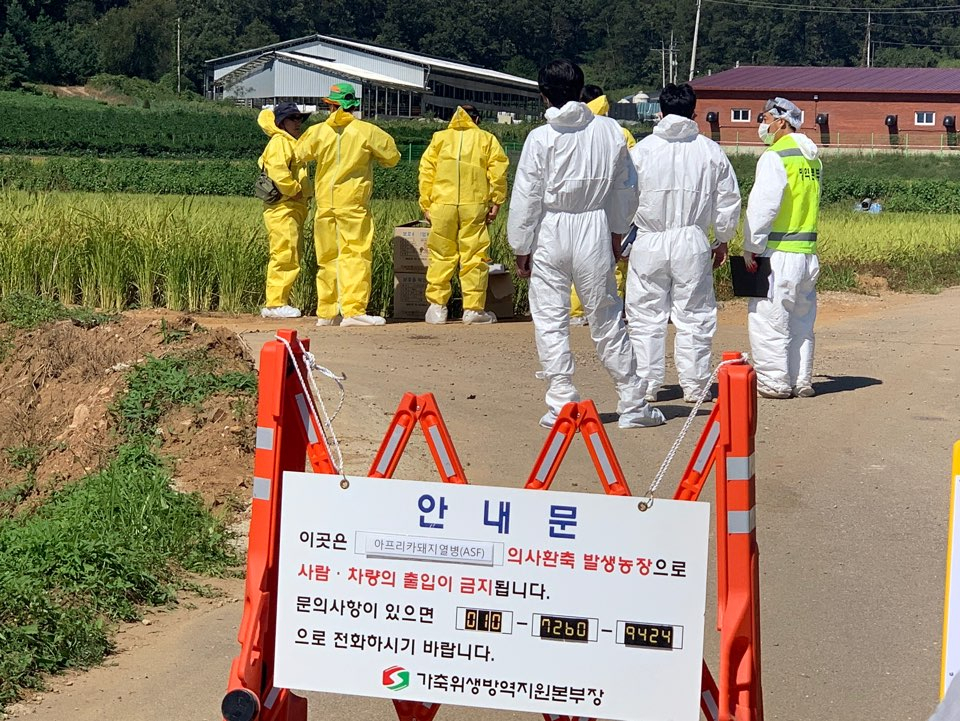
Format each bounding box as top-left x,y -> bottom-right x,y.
653,114 -> 700,142
545,101 -> 594,131
790,132 -> 820,160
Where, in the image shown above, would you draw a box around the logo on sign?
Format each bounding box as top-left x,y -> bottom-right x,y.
382,666 -> 410,691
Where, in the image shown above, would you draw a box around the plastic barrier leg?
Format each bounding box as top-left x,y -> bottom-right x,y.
368,392 -> 467,721
526,402 -> 632,721
370,393 -> 468,484
715,354 -> 763,721
224,330 -> 329,721
370,393 -> 420,479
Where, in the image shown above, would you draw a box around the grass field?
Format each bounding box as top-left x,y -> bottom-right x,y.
1,191 -> 958,317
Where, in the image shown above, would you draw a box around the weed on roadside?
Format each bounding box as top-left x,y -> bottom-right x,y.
0,293 -> 116,330
0,344 -> 255,709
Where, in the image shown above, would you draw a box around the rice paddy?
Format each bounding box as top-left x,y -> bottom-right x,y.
1,191 -> 957,316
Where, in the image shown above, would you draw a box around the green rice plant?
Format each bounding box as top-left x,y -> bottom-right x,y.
0,191 -> 958,320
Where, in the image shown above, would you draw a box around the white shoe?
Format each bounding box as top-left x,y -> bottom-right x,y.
462,309 -> 497,325
539,410 -> 558,429
758,387 -> 791,399
618,407 -> 666,429
261,305 -> 301,319
569,316 -> 588,327
683,389 -> 713,403
425,304 -> 448,325
315,315 -> 341,327
341,314 -> 386,327
794,385 -> 815,398
644,386 -> 660,403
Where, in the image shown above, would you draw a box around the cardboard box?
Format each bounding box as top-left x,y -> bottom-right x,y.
393,272 -> 430,320
393,270 -> 516,321
393,222 -> 431,274
485,271 -> 515,319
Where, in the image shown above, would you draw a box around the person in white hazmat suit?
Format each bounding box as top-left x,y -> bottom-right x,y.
626,83 -> 741,403
508,59 -> 665,430
743,97 -> 822,399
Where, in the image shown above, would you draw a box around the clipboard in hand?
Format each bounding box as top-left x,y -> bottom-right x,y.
729,256 -> 772,298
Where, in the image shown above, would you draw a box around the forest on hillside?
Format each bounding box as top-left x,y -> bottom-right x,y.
3,0 -> 960,95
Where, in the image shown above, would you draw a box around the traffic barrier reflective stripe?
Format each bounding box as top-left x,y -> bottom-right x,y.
375,425 -> 406,476
427,424 -> 455,478
702,690 -> 719,720
726,454 -> 755,481
264,686 -> 280,709
253,476 -> 271,501
256,426 -> 274,451
534,433 -> 566,483
294,393 -> 319,444
694,422 -> 721,474
727,508 -> 757,535
586,432 -> 617,489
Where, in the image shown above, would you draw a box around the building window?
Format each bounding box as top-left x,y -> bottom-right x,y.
731,108 -> 751,122
916,111 -> 936,126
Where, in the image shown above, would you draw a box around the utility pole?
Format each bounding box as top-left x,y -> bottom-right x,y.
689,0 -> 702,81
176,16 -> 182,94
864,10 -> 872,68
669,30 -> 676,84
661,41 -> 666,88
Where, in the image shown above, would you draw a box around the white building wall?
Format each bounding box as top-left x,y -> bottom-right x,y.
223,65 -> 275,99
274,62 -> 364,99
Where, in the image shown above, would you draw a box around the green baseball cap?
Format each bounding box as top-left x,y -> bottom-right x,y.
323,82 -> 361,110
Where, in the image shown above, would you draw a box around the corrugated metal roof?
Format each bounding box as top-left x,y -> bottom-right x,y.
691,66 -> 960,94
276,52 -> 425,91
206,33 -> 539,92
316,36 -> 539,90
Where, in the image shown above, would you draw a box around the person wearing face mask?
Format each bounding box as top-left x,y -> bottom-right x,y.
743,97 -> 822,399
257,102 -> 313,319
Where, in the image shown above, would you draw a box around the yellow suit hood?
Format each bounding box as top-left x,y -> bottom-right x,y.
295,107 -> 400,209
257,109 -> 310,200
586,95 -> 611,117
418,107 -> 509,211
586,95 -> 636,148
448,106 -> 478,130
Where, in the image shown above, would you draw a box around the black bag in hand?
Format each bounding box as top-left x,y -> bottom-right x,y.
254,171 -> 283,204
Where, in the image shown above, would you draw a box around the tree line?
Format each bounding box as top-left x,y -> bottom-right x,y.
2,0 -> 960,95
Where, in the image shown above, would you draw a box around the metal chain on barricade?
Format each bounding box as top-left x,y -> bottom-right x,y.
274,334 -> 347,479
639,356 -> 747,510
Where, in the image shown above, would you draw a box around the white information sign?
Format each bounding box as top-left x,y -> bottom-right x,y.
274,473 -> 710,721
941,442 -> 960,697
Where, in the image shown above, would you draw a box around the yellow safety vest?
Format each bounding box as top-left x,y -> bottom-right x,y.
767,135 -> 822,254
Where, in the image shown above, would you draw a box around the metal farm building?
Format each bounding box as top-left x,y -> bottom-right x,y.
205,35 -> 541,120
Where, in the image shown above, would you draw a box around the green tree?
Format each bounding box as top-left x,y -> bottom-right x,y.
0,30 -> 28,88
97,0 -> 176,80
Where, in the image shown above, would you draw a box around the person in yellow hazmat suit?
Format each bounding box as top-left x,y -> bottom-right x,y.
258,102 -> 312,319
569,85 -> 634,327
296,83 -> 401,327
419,104 -> 509,325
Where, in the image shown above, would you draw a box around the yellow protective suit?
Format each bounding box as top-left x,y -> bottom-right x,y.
258,109 -> 312,309
570,96 -> 633,320
295,107 -> 400,319
419,107 -> 509,310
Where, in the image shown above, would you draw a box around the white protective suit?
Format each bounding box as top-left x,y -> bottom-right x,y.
744,132 -> 821,396
508,101 -> 664,429
625,115 -> 741,400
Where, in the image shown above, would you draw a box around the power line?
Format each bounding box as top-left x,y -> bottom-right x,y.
704,0 -> 960,14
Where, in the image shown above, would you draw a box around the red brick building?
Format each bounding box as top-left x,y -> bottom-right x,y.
689,66 -> 960,149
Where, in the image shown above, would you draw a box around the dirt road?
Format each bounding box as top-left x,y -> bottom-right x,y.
8,289 -> 960,721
